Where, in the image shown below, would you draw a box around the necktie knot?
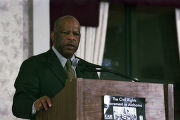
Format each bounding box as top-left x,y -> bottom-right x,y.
66,59 -> 72,69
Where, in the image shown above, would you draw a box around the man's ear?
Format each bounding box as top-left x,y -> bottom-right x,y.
51,32 -> 55,43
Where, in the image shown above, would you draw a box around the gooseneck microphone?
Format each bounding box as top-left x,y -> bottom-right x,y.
74,58 -> 140,82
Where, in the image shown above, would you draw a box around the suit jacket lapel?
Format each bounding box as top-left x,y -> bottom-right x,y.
75,57 -> 84,78
45,49 -> 67,85
76,57 -> 90,78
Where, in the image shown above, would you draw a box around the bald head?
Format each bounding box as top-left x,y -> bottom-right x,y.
51,16 -> 81,58
54,16 -> 80,34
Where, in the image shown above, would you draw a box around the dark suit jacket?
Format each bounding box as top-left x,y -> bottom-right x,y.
12,49 -> 98,119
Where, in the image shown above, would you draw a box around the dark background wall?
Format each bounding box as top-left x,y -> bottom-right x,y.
101,3 -> 180,119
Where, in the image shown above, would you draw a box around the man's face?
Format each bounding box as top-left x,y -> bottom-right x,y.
53,18 -> 80,58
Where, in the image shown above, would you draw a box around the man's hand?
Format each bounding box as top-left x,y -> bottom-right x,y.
34,96 -> 52,111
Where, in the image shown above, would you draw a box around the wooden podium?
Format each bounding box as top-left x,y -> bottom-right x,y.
36,78 -> 174,120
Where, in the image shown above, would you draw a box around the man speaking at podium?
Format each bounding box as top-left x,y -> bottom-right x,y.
12,16 -> 99,119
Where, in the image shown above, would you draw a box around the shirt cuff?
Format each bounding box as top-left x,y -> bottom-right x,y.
32,102 -> 36,115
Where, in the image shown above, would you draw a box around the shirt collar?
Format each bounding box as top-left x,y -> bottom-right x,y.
52,46 -> 75,68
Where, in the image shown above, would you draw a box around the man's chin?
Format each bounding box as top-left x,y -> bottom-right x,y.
62,51 -> 75,58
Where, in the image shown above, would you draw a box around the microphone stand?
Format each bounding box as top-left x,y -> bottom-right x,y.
85,66 -> 140,82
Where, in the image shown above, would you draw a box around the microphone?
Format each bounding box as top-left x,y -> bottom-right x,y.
72,58 -> 79,67
77,59 -> 140,82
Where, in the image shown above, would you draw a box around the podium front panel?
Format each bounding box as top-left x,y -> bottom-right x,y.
77,79 -> 167,120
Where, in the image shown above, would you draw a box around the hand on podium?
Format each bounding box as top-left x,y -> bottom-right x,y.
34,96 -> 52,111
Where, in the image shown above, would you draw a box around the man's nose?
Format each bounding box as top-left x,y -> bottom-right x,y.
67,32 -> 75,40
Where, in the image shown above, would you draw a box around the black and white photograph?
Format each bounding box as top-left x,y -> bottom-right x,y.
104,95 -> 146,120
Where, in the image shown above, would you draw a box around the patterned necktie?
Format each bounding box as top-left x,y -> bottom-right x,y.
65,59 -> 75,81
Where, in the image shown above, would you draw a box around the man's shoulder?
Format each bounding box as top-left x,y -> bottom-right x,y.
76,57 -> 91,65
22,49 -> 54,66
76,57 -> 99,79
76,57 -> 97,67
26,49 -> 54,61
